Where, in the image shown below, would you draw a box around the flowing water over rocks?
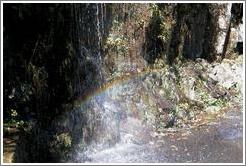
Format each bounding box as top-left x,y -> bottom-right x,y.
72,89 -> 243,163
69,58 -> 243,163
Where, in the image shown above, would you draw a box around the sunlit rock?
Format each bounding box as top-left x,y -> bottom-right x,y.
216,4 -> 232,54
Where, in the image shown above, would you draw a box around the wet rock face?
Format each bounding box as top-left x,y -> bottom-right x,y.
168,4 -> 220,63
230,7 -> 243,55
167,3 -> 243,63
216,4 -> 232,54
216,3 -> 243,57
6,3 -> 114,162
231,3 -> 243,25
182,4 -> 214,60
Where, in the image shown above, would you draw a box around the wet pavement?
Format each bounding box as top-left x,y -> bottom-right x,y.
76,109 -> 243,163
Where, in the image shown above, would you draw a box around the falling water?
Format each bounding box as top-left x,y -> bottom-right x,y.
101,3 -> 104,35
96,3 -> 104,84
70,3 -> 123,152
94,5 -> 122,146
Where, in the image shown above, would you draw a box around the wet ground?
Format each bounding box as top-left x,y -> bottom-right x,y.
3,89 -> 244,164
3,128 -> 19,163
76,109 -> 243,163
3,106 -> 243,163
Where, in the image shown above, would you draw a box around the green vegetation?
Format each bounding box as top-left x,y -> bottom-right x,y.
50,133 -> 72,159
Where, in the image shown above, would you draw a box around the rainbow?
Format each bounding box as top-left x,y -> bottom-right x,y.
73,67 -> 166,108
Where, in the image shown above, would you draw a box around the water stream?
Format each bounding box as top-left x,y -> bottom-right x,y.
71,75 -> 243,163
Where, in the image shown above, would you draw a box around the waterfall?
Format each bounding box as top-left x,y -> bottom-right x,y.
101,3 -> 104,35
96,4 -> 102,55
96,3 -> 104,85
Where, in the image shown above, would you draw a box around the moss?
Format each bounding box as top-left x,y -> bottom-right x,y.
49,132 -> 72,161
145,4 -> 175,64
